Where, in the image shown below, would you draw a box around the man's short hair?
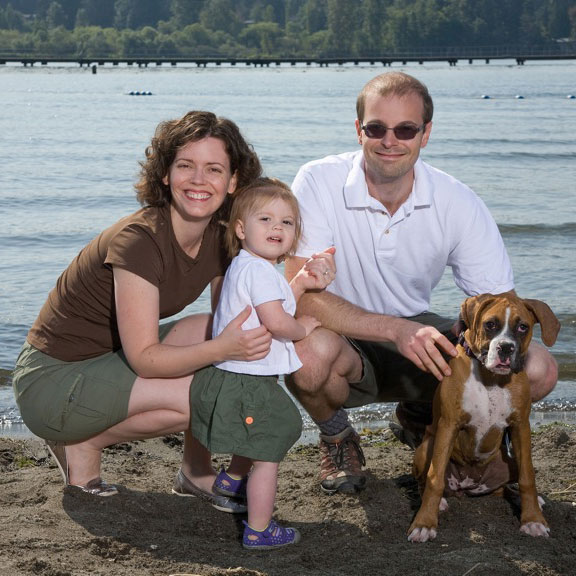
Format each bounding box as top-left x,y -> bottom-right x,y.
356,72 -> 434,125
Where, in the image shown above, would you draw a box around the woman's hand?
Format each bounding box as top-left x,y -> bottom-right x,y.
215,305 -> 272,362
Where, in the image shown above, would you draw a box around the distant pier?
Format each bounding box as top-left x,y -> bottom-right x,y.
1,46 -> 575,69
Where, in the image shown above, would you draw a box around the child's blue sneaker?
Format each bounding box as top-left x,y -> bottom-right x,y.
213,467 -> 248,501
242,519 -> 301,550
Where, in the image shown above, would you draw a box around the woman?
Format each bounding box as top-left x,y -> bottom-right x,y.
12,111 -> 271,510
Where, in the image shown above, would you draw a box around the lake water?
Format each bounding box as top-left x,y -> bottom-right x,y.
1,59 -> 575,438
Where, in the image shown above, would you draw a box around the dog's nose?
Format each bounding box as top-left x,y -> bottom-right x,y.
498,342 -> 515,357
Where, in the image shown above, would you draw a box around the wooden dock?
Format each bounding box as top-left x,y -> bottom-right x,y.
1,46 -> 575,69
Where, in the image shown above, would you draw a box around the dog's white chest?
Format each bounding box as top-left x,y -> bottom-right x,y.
461,363 -> 512,456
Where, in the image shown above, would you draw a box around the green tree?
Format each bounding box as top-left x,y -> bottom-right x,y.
466,0 -> 522,44
0,4 -> 27,30
155,32 -> 177,56
45,24 -> 76,53
119,26 -> 161,56
75,0 -> 115,27
385,4 -> 414,51
326,0 -> 356,55
73,25 -> 118,57
547,0 -> 573,39
359,0 -> 387,55
199,0 -> 241,35
172,22 -> 214,55
306,28 -> 329,54
35,0 -> 53,20
303,0 -> 327,35
240,20 -> 282,54
114,0 -> 170,30
0,0 -> 573,58
246,0 -> 288,26
569,5 -> 576,38
171,0 -> 205,27
45,1 -> 67,28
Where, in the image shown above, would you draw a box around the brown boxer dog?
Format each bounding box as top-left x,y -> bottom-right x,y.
408,292 -> 560,543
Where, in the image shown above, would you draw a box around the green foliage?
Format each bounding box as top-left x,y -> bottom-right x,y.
171,0 -> 204,26
0,0 -> 574,58
16,456 -> 37,468
240,21 -> 283,55
73,26 -> 119,58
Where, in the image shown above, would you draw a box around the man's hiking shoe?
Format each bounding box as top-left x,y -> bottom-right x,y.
213,467 -> 248,501
319,426 -> 366,494
242,519 -> 301,550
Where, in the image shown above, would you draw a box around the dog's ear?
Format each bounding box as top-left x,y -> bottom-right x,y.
459,297 -> 476,330
460,293 -> 496,329
523,299 -> 561,347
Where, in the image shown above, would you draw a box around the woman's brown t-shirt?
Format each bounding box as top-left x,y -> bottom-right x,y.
27,205 -> 229,361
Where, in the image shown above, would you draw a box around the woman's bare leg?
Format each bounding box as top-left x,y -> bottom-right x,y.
65,314 -> 216,488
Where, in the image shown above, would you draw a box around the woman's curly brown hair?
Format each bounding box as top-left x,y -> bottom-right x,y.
135,111 -> 262,221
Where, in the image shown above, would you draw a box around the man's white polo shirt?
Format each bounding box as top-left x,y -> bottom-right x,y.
292,151 -> 514,317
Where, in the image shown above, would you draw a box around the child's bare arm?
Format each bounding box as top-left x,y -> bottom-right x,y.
256,300 -> 320,341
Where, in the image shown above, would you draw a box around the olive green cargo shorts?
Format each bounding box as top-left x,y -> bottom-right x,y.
12,322 -> 176,442
191,365 -> 302,463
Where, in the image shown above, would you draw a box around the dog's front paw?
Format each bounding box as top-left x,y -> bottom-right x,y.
407,526 -> 437,543
520,522 -> 550,537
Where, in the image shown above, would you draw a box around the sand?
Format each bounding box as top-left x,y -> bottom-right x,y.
1,423 -> 575,576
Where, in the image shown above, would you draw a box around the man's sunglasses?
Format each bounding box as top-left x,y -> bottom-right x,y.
360,122 -> 426,141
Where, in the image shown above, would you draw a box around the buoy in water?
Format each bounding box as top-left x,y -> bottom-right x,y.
480,94 -> 490,99
567,94 -> 575,99
515,94 -> 525,99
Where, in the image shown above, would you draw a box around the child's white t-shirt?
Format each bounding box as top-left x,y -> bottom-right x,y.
213,249 -> 303,376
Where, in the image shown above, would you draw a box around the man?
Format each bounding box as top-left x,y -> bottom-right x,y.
284,71 -> 558,495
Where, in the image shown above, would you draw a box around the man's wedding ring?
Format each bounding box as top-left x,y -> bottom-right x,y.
323,270 -> 329,277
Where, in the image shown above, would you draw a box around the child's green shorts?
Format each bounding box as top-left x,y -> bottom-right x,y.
190,366 -> 302,463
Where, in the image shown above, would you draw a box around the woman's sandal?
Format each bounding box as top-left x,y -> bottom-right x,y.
45,440 -> 119,497
171,468 -> 247,514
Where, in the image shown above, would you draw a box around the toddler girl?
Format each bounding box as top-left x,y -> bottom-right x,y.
190,177 -> 334,549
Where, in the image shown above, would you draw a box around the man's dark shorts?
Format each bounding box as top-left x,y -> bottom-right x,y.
344,312 -> 458,409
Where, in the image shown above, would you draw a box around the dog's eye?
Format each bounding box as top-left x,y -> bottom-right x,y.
484,321 -> 498,332
517,323 -> 529,334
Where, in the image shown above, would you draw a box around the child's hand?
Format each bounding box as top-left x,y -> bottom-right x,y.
297,315 -> 321,338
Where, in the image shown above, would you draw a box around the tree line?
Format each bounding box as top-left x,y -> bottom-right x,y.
0,0 -> 575,59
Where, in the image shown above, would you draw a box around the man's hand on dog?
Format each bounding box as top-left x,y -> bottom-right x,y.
393,320 -> 458,381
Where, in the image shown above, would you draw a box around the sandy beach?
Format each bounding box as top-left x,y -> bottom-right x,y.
1,423 -> 575,576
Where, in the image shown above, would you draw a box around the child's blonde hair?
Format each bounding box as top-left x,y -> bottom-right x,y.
226,177 -> 302,262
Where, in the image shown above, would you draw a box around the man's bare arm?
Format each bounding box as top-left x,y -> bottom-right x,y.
284,255 -> 457,380
285,255 -> 399,340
